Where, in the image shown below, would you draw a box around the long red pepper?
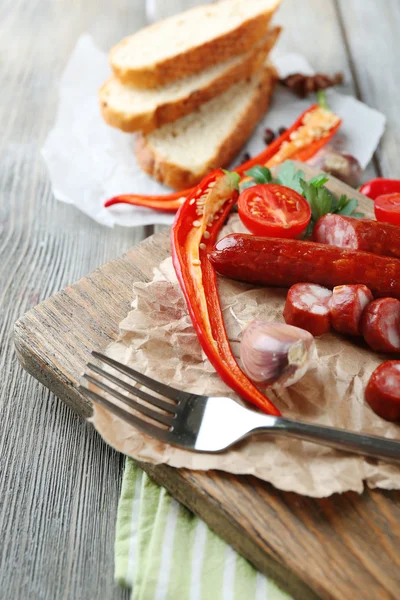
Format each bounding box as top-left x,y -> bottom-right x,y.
171,169 -> 281,416
105,189 -> 188,212
236,104 -> 341,173
105,104 -> 341,213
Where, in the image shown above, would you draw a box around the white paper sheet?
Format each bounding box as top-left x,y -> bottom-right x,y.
41,35 -> 386,228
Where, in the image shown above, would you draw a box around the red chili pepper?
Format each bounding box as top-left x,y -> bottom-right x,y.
104,190 -> 189,212
105,104 -> 342,213
359,178 -> 400,201
290,131 -> 340,162
237,104 -> 341,173
171,169 -> 280,416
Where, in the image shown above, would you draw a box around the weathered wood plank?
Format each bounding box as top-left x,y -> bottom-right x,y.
276,0 -> 380,182
0,0 -> 148,598
335,0 -> 399,178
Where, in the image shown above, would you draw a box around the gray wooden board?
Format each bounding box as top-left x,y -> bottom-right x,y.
14,164 -> 400,600
2,0 -> 398,598
0,1 -> 147,599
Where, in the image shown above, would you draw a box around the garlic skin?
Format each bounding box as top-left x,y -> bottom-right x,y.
240,321 -> 315,389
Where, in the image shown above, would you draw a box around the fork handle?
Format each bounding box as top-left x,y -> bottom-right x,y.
258,418 -> 400,463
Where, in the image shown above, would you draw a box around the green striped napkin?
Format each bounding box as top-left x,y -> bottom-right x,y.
115,459 -> 290,600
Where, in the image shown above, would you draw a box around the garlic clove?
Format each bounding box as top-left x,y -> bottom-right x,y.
307,148 -> 362,188
240,321 -> 315,389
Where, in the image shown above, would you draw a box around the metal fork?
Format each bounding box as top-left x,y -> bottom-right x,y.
80,351 -> 400,462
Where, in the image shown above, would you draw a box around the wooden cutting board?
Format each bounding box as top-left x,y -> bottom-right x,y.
14,165 -> 400,600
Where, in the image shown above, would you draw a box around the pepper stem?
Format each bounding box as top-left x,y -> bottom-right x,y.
222,170 -> 241,190
316,90 -> 330,111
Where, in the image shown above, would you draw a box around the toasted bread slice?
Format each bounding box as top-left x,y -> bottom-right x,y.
110,0 -> 281,87
100,27 -> 280,133
135,63 -> 278,190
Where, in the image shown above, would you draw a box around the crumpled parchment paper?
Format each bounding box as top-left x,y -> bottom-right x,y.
41,35 -> 386,228
91,213 -> 400,498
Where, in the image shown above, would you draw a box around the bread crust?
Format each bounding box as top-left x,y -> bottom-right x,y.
100,27 -> 281,134
111,8 -> 279,88
135,66 -> 278,190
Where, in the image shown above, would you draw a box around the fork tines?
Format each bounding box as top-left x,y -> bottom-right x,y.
79,351 -> 188,442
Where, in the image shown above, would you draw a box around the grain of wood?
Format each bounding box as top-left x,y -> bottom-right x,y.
0,1 -> 148,599
278,0 -> 380,182
1,0 -> 394,599
335,0 -> 397,177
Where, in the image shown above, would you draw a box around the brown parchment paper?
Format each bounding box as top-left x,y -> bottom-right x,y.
91,215 -> 400,497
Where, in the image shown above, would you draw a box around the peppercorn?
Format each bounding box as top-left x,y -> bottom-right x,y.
241,152 -> 251,163
263,128 -> 275,145
278,126 -> 287,136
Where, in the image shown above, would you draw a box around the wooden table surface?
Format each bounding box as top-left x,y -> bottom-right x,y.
1,1 -> 400,598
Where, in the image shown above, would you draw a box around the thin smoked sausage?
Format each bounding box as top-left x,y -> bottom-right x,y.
365,361 -> 400,421
209,234 -> 400,299
361,298 -> 400,352
313,214 -> 400,258
330,284 -> 373,336
283,283 -> 332,336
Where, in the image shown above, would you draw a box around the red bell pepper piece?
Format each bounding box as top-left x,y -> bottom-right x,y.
105,104 -> 342,213
171,169 -> 280,416
360,178 -> 400,201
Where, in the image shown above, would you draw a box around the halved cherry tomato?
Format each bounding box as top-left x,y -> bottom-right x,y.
360,178 -> 400,200
374,193 -> 400,226
238,184 -> 311,238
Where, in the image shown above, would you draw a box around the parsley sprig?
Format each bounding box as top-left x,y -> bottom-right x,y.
241,161 -> 363,236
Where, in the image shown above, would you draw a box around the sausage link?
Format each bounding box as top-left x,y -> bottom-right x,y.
330,284 -> 373,336
283,283 -> 332,336
313,214 -> 400,258
361,298 -> 400,352
365,361 -> 400,421
210,234 -> 400,299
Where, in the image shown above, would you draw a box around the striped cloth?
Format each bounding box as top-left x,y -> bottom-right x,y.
115,459 -> 290,600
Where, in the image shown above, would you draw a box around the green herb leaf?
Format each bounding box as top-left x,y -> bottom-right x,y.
335,194 -> 349,212
239,179 -> 257,192
317,187 -> 336,217
309,173 -> 329,188
244,166 -> 272,184
276,161 -> 305,194
351,211 -> 365,218
300,179 -> 334,220
303,220 -> 315,239
337,197 -> 358,216
300,180 -> 317,214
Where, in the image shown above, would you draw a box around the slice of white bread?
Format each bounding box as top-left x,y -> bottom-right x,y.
110,0 -> 281,88
135,63 -> 278,190
100,27 -> 280,133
